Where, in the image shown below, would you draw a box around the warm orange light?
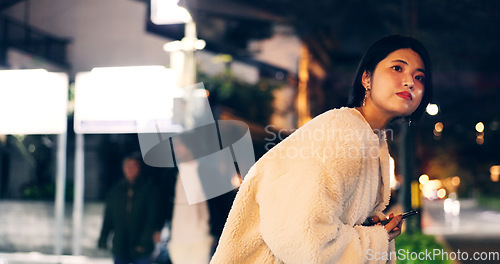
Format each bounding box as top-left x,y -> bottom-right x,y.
476,135 -> 484,145
492,174 -> 500,182
476,122 -> 485,133
451,176 -> 460,186
419,174 -> 429,185
231,174 -> 242,188
491,165 -> 500,182
297,45 -> 311,127
435,122 -> 444,133
437,188 -> 447,199
490,165 -> 500,175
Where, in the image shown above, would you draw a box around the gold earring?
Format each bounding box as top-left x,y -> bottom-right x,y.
362,89 -> 369,107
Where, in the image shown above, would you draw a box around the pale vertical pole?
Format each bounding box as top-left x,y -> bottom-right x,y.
170,51 -> 185,89
72,133 -> 85,255
182,20 -> 197,130
184,20 -> 197,87
54,131 -> 67,255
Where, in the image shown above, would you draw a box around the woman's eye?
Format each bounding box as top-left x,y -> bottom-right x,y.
415,75 -> 425,82
392,65 -> 402,71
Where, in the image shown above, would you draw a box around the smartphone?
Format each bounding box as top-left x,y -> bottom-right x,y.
362,210 -> 418,226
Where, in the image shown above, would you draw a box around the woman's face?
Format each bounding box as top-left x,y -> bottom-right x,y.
363,48 -> 426,119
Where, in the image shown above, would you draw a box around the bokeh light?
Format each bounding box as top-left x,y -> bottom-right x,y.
437,188 -> 447,199
426,104 -> 439,115
451,176 -> 460,186
434,122 -> 444,133
491,165 -> 500,182
475,122 -> 485,133
419,174 -> 429,185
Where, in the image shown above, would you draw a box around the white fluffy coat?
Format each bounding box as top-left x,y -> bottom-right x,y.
211,108 -> 396,264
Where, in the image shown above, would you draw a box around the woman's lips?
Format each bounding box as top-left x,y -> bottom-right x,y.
396,91 -> 412,100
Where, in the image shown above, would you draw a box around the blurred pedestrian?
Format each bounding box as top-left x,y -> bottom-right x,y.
211,35 -> 433,263
98,154 -> 159,264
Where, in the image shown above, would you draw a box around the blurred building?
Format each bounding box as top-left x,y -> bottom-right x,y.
0,0 -> 302,200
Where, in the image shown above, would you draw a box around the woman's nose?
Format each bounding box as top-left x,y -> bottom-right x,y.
403,75 -> 415,89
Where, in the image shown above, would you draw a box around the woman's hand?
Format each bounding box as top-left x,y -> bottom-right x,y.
383,213 -> 403,241
368,213 -> 403,241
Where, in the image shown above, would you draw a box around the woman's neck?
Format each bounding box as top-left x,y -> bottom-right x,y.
355,106 -> 391,131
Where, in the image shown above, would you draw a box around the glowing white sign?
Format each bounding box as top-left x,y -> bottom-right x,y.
74,65 -> 182,134
0,69 -> 68,134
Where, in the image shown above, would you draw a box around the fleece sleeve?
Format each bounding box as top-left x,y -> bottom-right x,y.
256,160 -> 391,264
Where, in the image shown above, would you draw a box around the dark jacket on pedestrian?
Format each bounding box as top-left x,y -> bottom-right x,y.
98,175 -> 159,259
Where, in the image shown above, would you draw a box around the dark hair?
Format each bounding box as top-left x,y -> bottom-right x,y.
122,152 -> 142,167
347,35 -> 433,124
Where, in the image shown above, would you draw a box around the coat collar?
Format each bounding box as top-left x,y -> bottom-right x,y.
348,107 -> 391,211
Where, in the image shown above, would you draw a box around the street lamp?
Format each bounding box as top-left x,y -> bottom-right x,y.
151,0 -> 192,25
151,0 -> 205,130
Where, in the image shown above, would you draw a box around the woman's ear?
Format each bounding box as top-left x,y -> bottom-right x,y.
362,71 -> 371,90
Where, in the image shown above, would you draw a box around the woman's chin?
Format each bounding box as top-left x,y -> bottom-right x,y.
390,108 -> 416,119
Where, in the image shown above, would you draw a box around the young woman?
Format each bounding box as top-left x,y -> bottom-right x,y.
210,35 -> 433,264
